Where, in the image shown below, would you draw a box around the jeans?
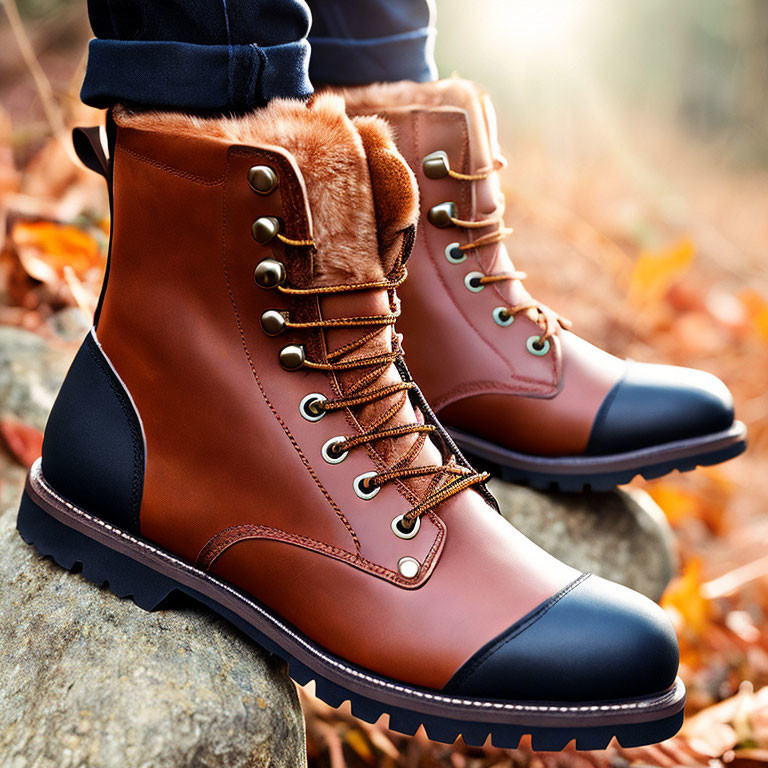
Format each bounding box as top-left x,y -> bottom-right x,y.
81,0 -> 436,112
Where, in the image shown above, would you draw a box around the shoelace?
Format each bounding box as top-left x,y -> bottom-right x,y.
277,257 -> 489,530
443,159 -> 572,344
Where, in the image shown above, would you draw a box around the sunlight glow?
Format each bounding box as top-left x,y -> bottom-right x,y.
485,0 -> 587,59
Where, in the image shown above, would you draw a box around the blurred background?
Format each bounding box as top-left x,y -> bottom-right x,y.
1,0 -> 767,766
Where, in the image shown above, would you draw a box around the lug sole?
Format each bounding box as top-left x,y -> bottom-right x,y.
16,459 -> 686,750
450,421 -> 747,492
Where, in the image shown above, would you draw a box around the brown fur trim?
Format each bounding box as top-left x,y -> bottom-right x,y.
339,77 -> 495,173
352,115 -> 419,275
114,95 -> 390,286
339,76 -> 486,118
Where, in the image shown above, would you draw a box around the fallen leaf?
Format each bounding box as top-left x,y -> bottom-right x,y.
0,418 -> 43,467
11,220 -> 103,284
628,236 -> 695,308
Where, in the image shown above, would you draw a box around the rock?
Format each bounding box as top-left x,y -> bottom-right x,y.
0,320 -> 676,766
489,479 -> 678,601
0,325 -> 77,432
0,485 -> 306,768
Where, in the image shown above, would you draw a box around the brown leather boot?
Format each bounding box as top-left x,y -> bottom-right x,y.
344,79 -> 746,491
18,95 -> 684,749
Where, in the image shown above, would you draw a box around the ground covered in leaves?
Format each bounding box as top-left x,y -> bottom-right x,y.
1,5 -> 767,766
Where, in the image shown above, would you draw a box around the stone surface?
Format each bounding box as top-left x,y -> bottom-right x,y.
0,484 -> 306,768
0,317 -> 676,766
0,324 -> 77,432
490,479 -> 678,601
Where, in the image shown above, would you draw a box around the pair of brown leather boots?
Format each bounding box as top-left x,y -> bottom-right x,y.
18,78 -> 745,750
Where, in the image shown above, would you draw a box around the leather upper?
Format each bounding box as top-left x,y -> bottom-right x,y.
95,99 -> 580,690
344,79 -> 737,459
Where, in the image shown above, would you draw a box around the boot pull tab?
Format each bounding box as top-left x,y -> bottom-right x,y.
72,126 -> 110,180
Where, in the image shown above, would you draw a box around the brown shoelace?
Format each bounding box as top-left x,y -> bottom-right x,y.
445,159 -> 572,343
278,261 -> 489,530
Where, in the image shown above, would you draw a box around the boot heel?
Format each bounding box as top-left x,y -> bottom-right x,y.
16,490 -> 177,611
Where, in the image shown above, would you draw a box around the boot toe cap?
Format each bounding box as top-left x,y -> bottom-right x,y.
444,574 -> 679,702
586,361 -> 735,455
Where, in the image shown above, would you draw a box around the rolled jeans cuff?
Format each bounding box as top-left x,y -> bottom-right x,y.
308,27 -> 436,85
81,38 -> 313,112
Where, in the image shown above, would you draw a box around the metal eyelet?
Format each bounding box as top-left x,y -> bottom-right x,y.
353,471 -> 380,500
278,344 -> 305,370
322,436 -> 349,464
248,166 -> 278,195
422,150 -> 451,179
464,271 -> 485,293
427,202 -> 457,228
260,309 -> 288,335
445,242 -> 466,264
493,307 -> 515,327
254,259 -> 286,289
391,514 -> 421,540
299,393 -> 327,422
397,556 -> 420,579
251,216 -> 281,244
526,335 -> 550,356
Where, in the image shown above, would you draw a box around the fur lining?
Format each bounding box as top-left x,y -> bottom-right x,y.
114,95 -> 410,286
339,76 -> 486,115
353,115 -> 419,274
340,77 -> 494,172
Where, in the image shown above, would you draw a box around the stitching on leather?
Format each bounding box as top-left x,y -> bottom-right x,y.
444,573 -> 591,691
31,463 -> 682,715
430,378 -> 559,413
85,336 -> 144,531
220,149 -> 361,553
412,111 -> 548,391
115,144 -> 227,186
196,522 -> 443,588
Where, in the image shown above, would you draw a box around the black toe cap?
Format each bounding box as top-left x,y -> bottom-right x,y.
444,574 -> 679,702
586,361 -> 735,456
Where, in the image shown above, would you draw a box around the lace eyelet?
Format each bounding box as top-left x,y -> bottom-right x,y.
526,335 -> 550,356
322,436 -> 349,464
391,514 -> 421,539
353,471 -> 380,500
464,271 -> 485,293
493,307 -> 514,327
397,556 -> 420,579
299,393 -> 327,422
445,242 -> 466,264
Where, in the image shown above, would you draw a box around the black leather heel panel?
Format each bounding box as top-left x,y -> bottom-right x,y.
41,333 -> 144,533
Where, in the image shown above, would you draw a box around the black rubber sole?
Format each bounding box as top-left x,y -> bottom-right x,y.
16,462 -> 686,751
450,421 -> 747,492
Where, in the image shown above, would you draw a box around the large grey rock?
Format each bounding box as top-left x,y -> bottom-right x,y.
0,317 -> 676,766
0,483 -> 306,768
490,479 -> 678,601
0,324 -> 77,432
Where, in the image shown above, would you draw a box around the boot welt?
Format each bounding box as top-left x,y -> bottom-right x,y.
17,459 -> 686,750
450,421 -> 747,492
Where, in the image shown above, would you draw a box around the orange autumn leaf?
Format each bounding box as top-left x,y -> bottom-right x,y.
345,728 -> 375,763
662,559 -> 712,638
740,289 -> 768,343
0,419 -> 43,468
11,220 -> 104,285
628,236 -> 696,307
648,482 -> 702,526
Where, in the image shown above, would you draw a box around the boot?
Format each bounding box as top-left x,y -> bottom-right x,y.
343,79 -> 746,491
17,95 -> 684,749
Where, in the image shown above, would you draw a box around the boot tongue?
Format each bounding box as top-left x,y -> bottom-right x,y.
321,115 -> 442,486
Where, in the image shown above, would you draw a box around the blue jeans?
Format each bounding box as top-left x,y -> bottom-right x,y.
81,0 -> 436,111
